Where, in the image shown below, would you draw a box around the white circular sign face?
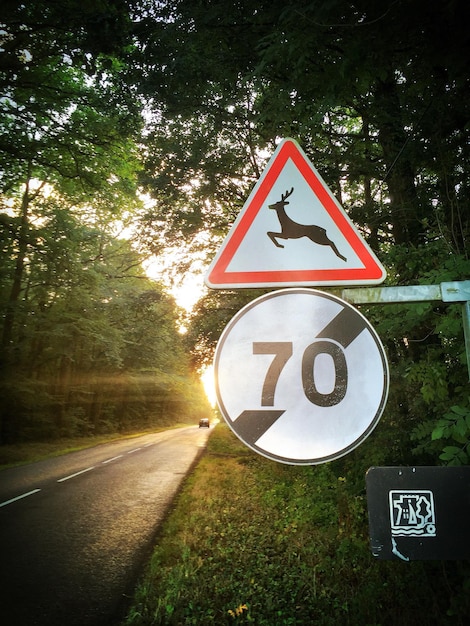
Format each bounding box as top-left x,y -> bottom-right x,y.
214,288 -> 389,465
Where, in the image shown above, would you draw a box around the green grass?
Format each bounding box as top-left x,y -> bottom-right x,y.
123,424 -> 470,626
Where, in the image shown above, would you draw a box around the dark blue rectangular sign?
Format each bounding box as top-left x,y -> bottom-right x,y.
366,466 -> 470,561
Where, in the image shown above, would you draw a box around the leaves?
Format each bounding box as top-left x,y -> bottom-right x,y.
0,160 -> 209,441
439,446 -> 469,466
429,404 -> 470,466
1,0 -> 469,461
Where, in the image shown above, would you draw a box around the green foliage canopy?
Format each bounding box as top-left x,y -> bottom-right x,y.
1,0 -> 469,460
0,1 -> 211,443
133,0 -> 470,465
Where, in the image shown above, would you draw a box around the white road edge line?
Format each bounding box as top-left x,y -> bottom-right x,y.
102,455 -> 124,464
57,466 -> 95,482
127,447 -> 141,454
0,489 -> 41,508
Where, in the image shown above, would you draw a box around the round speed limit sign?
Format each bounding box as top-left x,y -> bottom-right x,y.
214,288 -> 389,465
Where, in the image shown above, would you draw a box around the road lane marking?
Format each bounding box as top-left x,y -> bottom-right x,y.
57,466 -> 95,482
0,489 -> 41,508
102,455 -> 124,464
4,442 -> 151,501
2,443 -> 154,507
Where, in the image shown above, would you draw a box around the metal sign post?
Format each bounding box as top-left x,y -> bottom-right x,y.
342,280 -> 470,379
343,280 -> 470,561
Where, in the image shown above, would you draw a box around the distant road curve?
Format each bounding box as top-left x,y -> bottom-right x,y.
0,426 -> 212,626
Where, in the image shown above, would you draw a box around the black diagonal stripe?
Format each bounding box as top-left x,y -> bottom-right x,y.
231,306 -> 367,446
315,306 -> 367,348
233,410 -> 285,445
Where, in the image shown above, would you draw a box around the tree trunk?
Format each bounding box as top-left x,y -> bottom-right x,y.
373,75 -> 423,247
1,166 -> 35,353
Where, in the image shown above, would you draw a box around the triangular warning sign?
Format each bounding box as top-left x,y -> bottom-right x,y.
205,138 -> 386,288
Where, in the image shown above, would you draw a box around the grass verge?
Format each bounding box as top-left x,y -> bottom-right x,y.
122,424 -> 470,626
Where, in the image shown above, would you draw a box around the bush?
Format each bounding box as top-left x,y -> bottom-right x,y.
124,424 -> 470,626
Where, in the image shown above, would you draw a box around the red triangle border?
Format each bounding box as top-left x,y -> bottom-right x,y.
206,139 -> 386,287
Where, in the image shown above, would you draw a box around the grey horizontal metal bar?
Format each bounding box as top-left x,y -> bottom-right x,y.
441,281 -> 470,302
342,284 -> 441,304
342,280 -> 470,305
341,280 -> 470,381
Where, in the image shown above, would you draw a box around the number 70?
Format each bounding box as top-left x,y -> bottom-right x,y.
253,341 -> 347,408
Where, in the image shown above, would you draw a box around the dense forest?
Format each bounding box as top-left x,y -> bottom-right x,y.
0,0 -> 213,442
1,0 -> 469,470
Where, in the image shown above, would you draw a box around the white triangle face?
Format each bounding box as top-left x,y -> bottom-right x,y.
226,159 -> 360,272
205,138 -> 386,288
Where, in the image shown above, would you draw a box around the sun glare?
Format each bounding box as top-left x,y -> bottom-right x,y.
144,254 -> 215,407
144,254 -> 207,313
201,365 -> 217,407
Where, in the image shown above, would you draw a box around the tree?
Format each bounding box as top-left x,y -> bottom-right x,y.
135,0 -> 469,465
135,0 -> 469,260
0,1 -> 212,442
0,184 -> 208,441
1,0 -> 143,362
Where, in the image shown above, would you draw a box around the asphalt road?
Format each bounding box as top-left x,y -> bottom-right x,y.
0,426 -> 211,626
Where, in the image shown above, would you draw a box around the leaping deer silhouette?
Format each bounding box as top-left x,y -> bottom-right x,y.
267,187 -> 347,262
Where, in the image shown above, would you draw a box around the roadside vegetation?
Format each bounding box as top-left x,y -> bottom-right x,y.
1,3 -> 469,621
2,1 -> 468,462
123,424 -> 470,626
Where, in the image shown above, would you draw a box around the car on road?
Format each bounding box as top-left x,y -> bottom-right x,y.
199,418 -> 210,428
